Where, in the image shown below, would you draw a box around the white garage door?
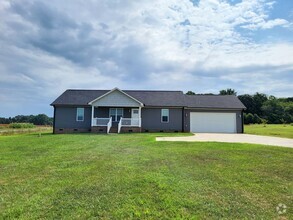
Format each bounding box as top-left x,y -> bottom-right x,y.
190,112 -> 237,133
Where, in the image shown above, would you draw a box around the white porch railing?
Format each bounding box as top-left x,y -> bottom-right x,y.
118,118 -> 141,133
92,118 -> 111,126
118,118 -> 122,134
107,117 -> 112,134
92,118 -> 112,134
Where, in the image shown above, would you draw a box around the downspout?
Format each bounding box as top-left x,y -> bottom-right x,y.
53,106 -> 56,134
241,110 -> 244,133
182,107 -> 185,132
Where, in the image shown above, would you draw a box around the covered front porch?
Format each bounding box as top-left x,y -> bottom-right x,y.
90,106 -> 142,133
88,88 -> 144,133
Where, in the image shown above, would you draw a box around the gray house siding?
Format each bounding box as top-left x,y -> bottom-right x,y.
183,109 -> 243,133
53,107 -> 244,134
54,106 -> 91,133
141,108 -> 183,131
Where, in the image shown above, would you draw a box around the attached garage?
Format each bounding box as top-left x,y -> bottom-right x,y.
190,112 -> 237,133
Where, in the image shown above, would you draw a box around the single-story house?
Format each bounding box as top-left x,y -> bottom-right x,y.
51,87 -> 246,134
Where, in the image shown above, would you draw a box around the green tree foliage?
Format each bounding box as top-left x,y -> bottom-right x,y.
244,113 -> 254,124
219,88 -> 237,95
253,93 -> 268,115
240,93 -> 292,124
186,91 -> 196,95
238,93 -> 268,115
30,114 -> 52,125
185,91 -> 215,95
0,114 -> 53,125
261,97 -> 288,124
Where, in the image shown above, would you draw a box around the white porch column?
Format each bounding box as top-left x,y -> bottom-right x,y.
138,106 -> 142,127
91,105 -> 94,126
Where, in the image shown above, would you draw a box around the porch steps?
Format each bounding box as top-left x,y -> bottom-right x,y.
109,127 -> 118,133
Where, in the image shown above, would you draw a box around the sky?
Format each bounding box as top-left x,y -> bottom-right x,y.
0,0 -> 292,117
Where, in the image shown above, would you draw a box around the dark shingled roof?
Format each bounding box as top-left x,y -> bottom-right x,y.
51,89 -> 246,109
184,95 -> 246,109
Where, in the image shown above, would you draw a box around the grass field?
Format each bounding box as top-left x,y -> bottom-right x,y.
0,124 -> 52,136
245,124 -> 293,138
0,132 -> 292,219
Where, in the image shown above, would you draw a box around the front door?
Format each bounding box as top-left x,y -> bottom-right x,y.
131,109 -> 139,126
131,109 -> 139,118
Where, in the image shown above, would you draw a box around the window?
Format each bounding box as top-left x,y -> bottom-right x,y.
109,108 -> 123,122
161,109 -> 169,123
76,108 -> 84,121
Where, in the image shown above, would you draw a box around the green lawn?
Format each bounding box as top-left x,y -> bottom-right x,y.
0,132 -> 292,219
245,124 -> 293,138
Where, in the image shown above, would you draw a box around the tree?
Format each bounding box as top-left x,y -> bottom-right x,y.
253,93 -> 268,116
219,88 -> 237,95
253,114 -> 262,124
244,113 -> 254,124
238,94 -> 254,114
186,91 -> 196,95
30,114 -> 53,125
261,118 -> 268,127
261,98 -> 284,124
0,114 -> 53,125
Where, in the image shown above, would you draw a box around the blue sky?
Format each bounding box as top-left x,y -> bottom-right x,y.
0,0 -> 292,117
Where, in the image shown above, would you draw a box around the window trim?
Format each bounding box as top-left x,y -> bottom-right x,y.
161,109 -> 169,123
76,108 -> 84,122
109,108 -> 124,122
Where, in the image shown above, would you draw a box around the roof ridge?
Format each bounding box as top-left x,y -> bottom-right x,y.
66,89 -> 109,91
185,94 -> 237,96
65,89 -> 183,92
125,90 -> 183,92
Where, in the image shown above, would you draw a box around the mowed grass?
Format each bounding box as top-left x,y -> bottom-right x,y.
0,133 -> 292,219
245,124 -> 293,138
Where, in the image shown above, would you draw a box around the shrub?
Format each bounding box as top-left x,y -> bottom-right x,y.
9,123 -> 35,129
244,113 -> 264,124
244,113 -> 254,124
280,118 -> 286,126
253,114 -> 262,124
261,119 -> 268,127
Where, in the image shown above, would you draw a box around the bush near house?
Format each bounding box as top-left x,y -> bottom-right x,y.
9,123 -> 35,129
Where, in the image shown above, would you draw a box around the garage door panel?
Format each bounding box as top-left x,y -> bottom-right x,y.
190,112 -> 236,133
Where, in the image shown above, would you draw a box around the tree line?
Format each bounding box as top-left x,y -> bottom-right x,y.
186,89 -> 293,124
0,114 -> 53,125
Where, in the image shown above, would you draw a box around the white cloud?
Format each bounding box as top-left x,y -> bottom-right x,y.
242,18 -> 289,30
0,0 -> 292,116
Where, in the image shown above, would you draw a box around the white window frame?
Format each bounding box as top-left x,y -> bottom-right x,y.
161,109 -> 169,123
109,108 -> 124,122
76,108 -> 84,122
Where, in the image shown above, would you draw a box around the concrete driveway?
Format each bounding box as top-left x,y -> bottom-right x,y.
156,133 -> 293,148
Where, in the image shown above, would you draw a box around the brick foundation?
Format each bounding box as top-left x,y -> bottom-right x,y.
54,127 -> 182,134
91,126 -> 107,134
120,127 -> 141,133
54,128 -> 91,134
141,128 -> 182,133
